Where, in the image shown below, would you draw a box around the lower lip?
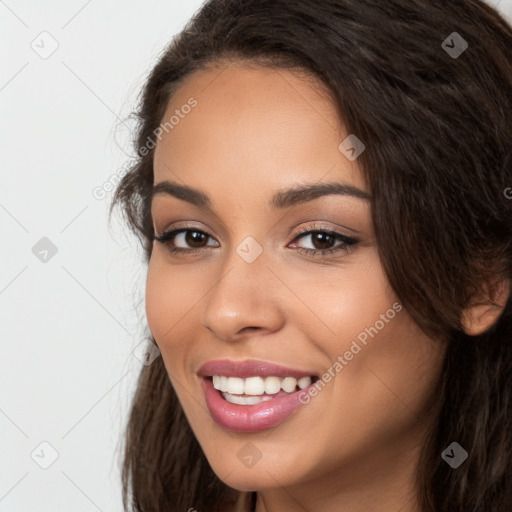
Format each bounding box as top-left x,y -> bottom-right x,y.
201,377 -> 315,432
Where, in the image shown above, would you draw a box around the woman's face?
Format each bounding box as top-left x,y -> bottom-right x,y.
147,61 -> 447,506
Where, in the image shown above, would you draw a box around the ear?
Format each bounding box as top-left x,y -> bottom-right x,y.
461,277 -> 510,336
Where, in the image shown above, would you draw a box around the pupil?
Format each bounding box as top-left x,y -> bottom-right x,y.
313,232 -> 333,250
186,231 -> 206,247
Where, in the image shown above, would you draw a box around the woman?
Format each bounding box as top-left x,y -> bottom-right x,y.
110,0 -> 512,510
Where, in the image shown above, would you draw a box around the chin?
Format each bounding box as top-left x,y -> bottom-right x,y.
207,454 -> 303,492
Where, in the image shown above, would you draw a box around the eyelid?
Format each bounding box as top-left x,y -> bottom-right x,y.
154,222 -> 360,260
155,222 -> 356,242
292,223 -> 357,239
155,220 -> 212,236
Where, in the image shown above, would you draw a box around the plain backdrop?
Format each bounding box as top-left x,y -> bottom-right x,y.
0,1 -> 511,510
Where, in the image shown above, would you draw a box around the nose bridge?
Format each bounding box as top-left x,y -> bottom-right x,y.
201,234 -> 284,339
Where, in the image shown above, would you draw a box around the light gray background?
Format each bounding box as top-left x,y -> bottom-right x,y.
0,1 -> 511,510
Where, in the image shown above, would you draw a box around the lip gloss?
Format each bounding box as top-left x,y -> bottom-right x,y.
201,377 -> 316,432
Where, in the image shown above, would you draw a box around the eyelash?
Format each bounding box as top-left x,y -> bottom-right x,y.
153,224 -> 359,258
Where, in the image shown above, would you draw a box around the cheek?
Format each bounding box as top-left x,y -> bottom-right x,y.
321,291 -> 444,454
292,252 -> 444,430
144,254 -> 199,353
293,251 -> 397,352
145,258 -> 172,340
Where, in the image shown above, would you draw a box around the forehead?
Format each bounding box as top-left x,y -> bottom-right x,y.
152,62 -> 366,199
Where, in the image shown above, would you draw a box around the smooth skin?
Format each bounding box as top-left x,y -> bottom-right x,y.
146,61 -> 506,512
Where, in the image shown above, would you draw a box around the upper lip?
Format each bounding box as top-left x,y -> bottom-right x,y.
198,359 -> 318,380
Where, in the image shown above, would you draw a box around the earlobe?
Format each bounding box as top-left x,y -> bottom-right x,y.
461,278 -> 510,336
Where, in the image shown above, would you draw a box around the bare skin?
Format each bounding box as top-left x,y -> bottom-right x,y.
146,61 -> 450,512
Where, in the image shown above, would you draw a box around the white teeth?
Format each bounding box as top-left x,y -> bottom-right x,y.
219,376 -> 229,393
211,374 -> 314,395
281,377 -> 298,393
226,377 -> 244,395
264,376 -> 281,394
298,376 -> 312,389
244,376 -> 265,395
222,393 -> 274,405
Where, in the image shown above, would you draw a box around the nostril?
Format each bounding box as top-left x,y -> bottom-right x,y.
240,326 -> 260,334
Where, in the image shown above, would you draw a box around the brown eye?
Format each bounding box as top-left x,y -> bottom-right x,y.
153,228 -> 219,253
290,228 -> 358,256
184,230 -> 208,248
308,232 -> 337,250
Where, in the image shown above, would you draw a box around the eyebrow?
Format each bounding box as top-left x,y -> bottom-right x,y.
150,179 -> 371,210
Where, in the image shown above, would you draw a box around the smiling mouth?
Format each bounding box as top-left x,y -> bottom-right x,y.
206,375 -> 320,405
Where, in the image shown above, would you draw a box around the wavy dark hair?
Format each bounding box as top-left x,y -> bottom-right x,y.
109,0 -> 512,510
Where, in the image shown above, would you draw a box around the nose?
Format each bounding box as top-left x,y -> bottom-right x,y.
201,245 -> 285,342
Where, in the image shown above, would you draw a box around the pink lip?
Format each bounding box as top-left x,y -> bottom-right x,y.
201,377 -> 317,432
197,359 -> 319,432
198,359 -> 318,380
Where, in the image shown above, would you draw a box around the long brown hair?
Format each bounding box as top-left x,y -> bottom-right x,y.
109,1 -> 512,510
